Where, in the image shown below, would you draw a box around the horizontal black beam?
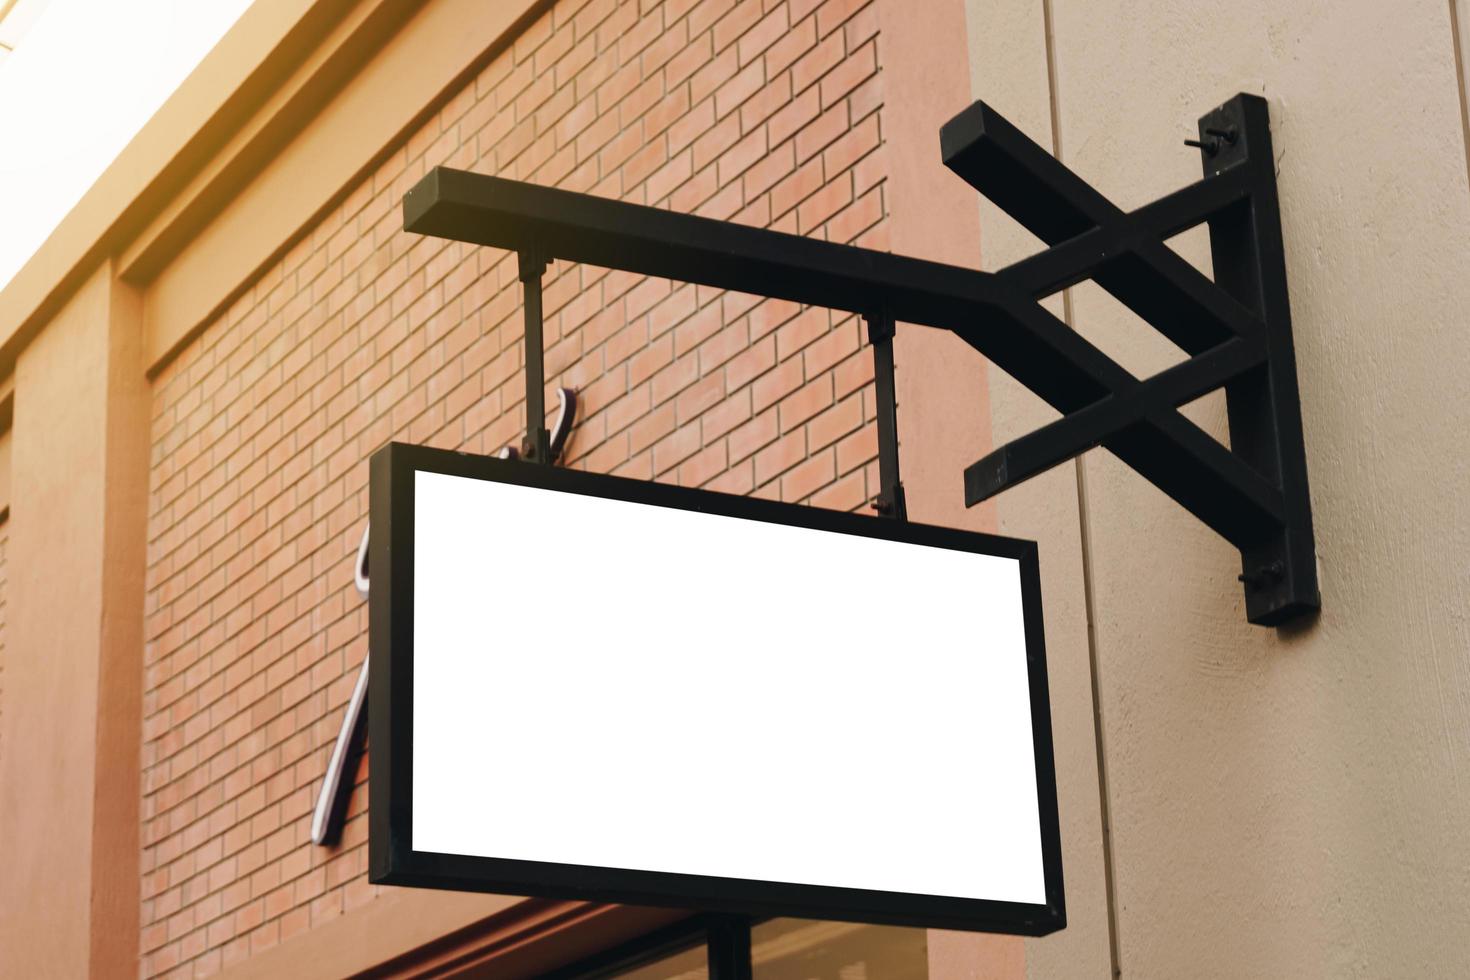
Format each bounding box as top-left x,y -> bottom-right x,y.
406,169 -> 1195,434
406,166 -> 1289,549
405,167 -> 1022,327
405,168 -> 1133,410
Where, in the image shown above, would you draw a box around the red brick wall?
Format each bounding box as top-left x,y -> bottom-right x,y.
0,517 -> 7,765
142,0 -> 887,974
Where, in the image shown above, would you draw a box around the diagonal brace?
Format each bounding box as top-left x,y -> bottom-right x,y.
942,93 -> 1319,625
942,101 -> 1264,355
964,336 -> 1264,511
952,300 -> 1285,548
993,162 -> 1255,300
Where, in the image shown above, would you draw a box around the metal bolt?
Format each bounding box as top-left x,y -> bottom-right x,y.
1237,560 -> 1285,590
1186,125 -> 1238,157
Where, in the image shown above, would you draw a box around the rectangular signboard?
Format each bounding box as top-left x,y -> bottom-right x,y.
368,442 -> 1064,935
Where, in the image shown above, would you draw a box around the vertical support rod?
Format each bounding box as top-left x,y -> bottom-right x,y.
865,310 -> 907,520
706,916 -> 753,980
1198,95 -> 1319,625
518,248 -> 552,464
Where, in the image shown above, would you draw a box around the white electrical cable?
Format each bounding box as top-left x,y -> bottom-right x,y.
309,525 -> 372,846
309,385 -> 576,844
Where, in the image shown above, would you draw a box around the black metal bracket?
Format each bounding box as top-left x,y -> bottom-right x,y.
401,92 -> 1318,625
496,385 -> 578,463
517,247 -> 554,464
865,310 -> 907,521
942,94 -> 1316,625
706,916 -> 754,980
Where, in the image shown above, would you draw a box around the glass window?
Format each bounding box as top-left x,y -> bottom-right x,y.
611,942 -> 708,980
559,917 -> 929,980
752,919 -> 929,980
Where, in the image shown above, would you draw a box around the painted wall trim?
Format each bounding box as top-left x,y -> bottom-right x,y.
0,0 -> 541,379
116,0 -> 431,285
0,0 -> 352,373
140,0 -> 548,376
0,260 -> 150,975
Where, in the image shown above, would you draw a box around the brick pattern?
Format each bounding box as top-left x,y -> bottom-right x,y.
141,0 -> 886,975
0,518 -> 7,763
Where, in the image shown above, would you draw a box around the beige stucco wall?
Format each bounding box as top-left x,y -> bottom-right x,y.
955,0 -> 1470,975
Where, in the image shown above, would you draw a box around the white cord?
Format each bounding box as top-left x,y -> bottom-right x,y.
310,525 -> 371,845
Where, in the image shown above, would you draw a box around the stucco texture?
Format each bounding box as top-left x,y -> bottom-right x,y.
962,0 -> 1470,976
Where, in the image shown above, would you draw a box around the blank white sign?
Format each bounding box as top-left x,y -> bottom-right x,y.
410,469 -> 1046,906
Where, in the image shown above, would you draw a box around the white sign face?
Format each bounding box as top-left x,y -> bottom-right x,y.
370,445 -> 1062,934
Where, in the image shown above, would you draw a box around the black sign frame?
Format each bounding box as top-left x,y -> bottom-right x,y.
367,441 -> 1065,936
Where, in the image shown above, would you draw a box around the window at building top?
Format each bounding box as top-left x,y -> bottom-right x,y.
752,920 -> 928,980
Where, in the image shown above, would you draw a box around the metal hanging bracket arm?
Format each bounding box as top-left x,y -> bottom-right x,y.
940,93 -> 1317,625
400,92 -> 1318,626
518,246 -> 553,464
865,309 -> 907,521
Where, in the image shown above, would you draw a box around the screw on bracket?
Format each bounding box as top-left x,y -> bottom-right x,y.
869,484 -> 907,519
1184,126 -> 1238,156
1237,560 -> 1285,591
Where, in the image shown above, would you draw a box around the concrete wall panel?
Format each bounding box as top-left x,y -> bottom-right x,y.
960,1 -> 1115,975
1030,0 -> 1470,974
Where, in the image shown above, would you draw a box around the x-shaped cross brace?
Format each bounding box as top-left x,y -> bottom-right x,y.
944,94 -> 1317,625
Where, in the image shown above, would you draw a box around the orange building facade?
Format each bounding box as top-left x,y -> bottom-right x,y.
143,0 -> 896,969
5,0 -> 1470,977
0,0 -> 1005,975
